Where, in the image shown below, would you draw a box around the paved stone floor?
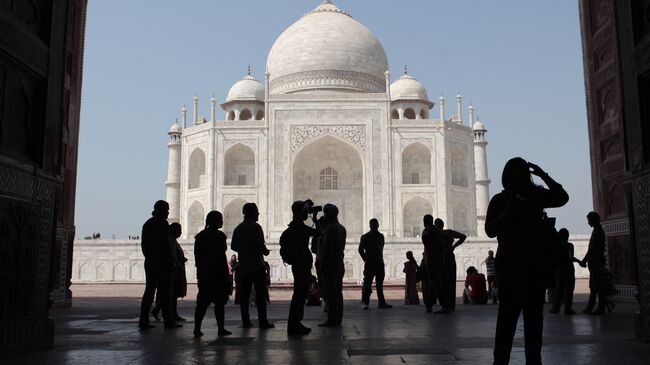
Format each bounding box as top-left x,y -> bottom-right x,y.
3,284 -> 650,364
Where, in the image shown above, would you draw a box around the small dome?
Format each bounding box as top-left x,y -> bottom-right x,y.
473,121 -> 486,130
390,74 -> 429,101
169,122 -> 181,133
226,75 -> 264,102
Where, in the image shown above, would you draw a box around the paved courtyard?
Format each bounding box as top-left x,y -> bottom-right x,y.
3,284 -> 650,364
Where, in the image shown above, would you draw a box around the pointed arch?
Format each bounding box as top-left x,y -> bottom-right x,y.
403,197 -> 433,238
187,200 -> 205,238
255,110 -> 265,120
188,148 -> 206,189
391,109 -> 399,119
404,108 -> 416,119
402,142 -> 431,184
240,108 -> 252,121
223,198 -> 247,237
224,143 -> 255,186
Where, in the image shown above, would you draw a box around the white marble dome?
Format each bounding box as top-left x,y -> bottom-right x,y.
390,74 -> 429,101
473,120 -> 486,130
226,75 -> 264,102
266,1 -> 389,94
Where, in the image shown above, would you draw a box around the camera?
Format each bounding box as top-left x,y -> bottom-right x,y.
303,199 -> 322,214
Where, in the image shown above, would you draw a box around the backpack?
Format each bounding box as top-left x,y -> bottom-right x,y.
279,229 -> 296,265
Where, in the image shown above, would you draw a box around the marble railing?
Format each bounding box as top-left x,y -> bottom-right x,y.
72,236 -> 591,284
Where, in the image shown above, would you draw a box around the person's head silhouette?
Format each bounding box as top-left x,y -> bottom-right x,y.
434,218 -> 444,230
152,200 -> 169,219
406,250 -> 414,261
323,204 -> 338,221
242,203 -> 259,222
169,222 -> 182,239
291,200 -> 308,221
423,214 -> 434,228
587,211 -> 600,227
466,266 -> 478,275
558,228 -> 569,242
206,210 -> 223,229
369,218 -> 379,232
501,157 -> 533,193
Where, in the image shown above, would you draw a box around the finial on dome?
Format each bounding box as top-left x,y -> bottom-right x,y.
247,64 -> 251,76
404,64 -> 408,75
322,0 -> 332,4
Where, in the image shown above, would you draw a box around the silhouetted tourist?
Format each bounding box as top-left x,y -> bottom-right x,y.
403,251 -> 420,305
483,250 -> 497,304
193,211 -> 232,337
549,228 -> 579,315
138,200 -> 180,330
463,266 -> 488,305
280,200 -> 319,335
312,216 -> 329,312
359,218 -> 392,310
435,218 -> 466,311
317,204 -> 346,327
486,158 -> 569,364
151,223 -> 187,322
580,212 -> 608,315
421,214 -> 450,314
231,203 -> 274,329
306,275 -> 322,306
418,254 -> 437,311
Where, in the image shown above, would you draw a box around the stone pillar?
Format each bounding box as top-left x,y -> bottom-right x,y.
439,95 -> 445,122
456,94 -> 463,124
473,120 -> 490,237
166,126 -> 182,223
210,95 -> 216,123
193,95 -> 199,125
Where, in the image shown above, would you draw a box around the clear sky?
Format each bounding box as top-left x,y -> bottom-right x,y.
77,0 -> 592,239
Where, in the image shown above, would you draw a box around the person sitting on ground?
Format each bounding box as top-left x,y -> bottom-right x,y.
463,266 -> 488,305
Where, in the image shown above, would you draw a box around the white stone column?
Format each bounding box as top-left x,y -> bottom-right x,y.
210,95 -> 216,123
166,127 -> 182,223
473,120 -> 490,237
456,94 -> 462,124
181,105 -> 187,129
439,95 -> 445,122
193,95 -> 199,125
206,127 -> 215,213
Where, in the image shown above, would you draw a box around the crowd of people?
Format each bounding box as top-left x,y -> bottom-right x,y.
136,157 -> 616,365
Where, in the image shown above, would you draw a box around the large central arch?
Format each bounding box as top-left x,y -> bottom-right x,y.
292,135 -> 364,236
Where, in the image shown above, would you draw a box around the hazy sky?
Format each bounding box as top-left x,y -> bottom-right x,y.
77,0 -> 592,238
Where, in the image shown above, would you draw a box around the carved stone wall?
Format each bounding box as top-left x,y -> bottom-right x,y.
0,0 -> 87,357
72,237 -> 593,283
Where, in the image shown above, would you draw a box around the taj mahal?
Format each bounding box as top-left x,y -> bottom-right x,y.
166,0 -> 490,241
70,1 -> 593,284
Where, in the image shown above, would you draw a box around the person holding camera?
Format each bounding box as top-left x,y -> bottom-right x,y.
317,204 -> 347,327
359,218 -> 392,310
485,157 -> 568,365
280,200 -> 320,335
231,203 -> 274,329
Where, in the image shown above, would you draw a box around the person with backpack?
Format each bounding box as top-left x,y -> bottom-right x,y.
280,200 -> 320,335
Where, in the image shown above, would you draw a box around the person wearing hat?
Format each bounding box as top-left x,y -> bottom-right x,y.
231,202 -> 274,329
139,200 -> 180,329
280,200 -> 320,335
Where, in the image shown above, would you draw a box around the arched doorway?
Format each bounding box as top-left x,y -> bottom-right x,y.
223,198 -> 247,237
293,135 -> 364,236
402,142 -> 431,184
403,197 -> 433,238
188,148 -> 206,189
187,200 -> 205,238
224,144 -> 255,186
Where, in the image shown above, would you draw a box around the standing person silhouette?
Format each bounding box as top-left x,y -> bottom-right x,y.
434,218 -> 466,311
138,200 -> 181,329
581,212 -> 607,315
317,204 -> 346,327
231,203 -> 274,329
359,219 -> 392,310
403,251 -> 420,305
193,211 -> 232,337
421,214 -> 450,314
486,157 -> 569,365
151,222 -> 187,322
483,250 -> 497,303
280,200 -> 319,335
549,228 -> 579,315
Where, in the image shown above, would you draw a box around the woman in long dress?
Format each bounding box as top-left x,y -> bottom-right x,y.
403,251 -> 420,305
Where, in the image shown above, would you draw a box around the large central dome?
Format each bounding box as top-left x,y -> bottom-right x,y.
266,1 -> 389,94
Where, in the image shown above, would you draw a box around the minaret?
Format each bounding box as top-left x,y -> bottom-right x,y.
473,115 -> 490,237
456,93 -> 463,124
166,120 -> 182,224
181,105 -> 187,129
192,95 -> 199,125
210,95 -> 216,123
439,95 -> 445,122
